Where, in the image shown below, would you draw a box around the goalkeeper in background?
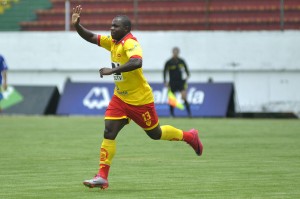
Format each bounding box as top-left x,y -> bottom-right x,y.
164,47 -> 191,117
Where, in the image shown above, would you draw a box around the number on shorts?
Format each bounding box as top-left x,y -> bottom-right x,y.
142,111 -> 151,121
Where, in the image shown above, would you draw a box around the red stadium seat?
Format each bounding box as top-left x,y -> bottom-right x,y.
20,0 -> 300,31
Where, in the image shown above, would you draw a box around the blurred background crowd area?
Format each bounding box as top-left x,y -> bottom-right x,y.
0,0 -> 299,31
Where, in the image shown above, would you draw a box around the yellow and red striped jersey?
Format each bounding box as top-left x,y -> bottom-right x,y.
97,33 -> 153,105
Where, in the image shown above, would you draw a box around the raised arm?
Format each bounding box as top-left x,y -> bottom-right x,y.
72,5 -> 97,45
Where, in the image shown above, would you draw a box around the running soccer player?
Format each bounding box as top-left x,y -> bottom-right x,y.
72,5 -> 203,189
0,54 -> 8,112
164,47 -> 191,117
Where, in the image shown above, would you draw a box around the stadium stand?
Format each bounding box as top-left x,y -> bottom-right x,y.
2,0 -> 300,31
0,0 -> 18,14
0,0 -> 51,31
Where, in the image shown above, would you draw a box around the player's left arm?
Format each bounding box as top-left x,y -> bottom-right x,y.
183,60 -> 190,79
99,39 -> 143,77
99,58 -> 142,78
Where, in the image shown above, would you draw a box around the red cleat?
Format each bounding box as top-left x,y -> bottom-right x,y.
184,129 -> 203,156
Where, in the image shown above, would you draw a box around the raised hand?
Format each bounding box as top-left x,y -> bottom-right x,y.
72,5 -> 82,26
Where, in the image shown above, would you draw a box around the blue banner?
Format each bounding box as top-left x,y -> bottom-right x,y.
57,81 -> 234,117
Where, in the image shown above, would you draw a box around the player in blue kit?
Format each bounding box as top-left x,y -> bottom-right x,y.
0,54 -> 8,112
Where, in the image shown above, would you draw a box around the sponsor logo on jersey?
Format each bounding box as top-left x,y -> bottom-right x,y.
113,74 -> 123,81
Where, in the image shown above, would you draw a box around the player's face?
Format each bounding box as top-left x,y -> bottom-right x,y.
173,48 -> 179,57
111,18 -> 127,41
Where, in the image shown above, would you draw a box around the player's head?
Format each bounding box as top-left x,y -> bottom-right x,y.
111,15 -> 132,41
172,47 -> 180,58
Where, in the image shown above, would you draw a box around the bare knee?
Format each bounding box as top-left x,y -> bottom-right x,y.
147,132 -> 161,140
145,126 -> 162,140
103,119 -> 127,140
104,127 -> 117,140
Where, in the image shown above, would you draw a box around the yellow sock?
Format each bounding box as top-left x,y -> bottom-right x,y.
100,139 -> 116,166
98,139 -> 116,179
160,125 -> 183,141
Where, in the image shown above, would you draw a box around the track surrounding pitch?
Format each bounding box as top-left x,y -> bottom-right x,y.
0,116 -> 299,199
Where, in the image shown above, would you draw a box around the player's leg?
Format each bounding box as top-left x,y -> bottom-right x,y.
127,102 -> 203,156
83,95 -> 129,189
169,83 -> 176,117
146,124 -> 181,141
169,104 -> 175,117
145,124 -> 203,156
83,119 -> 128,189
180,82 -> 191,117
99,119 -> 128,177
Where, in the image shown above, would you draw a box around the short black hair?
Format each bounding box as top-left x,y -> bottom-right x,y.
173,47 -> 179,51
115,15 -> 132,31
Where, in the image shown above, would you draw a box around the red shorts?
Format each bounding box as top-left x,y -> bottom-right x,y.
105,95 -> 159,130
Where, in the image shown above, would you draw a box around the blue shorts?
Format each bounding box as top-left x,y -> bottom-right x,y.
0,85 -> 2,100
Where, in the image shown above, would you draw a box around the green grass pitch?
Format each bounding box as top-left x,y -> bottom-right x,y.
0,116 -> 300,199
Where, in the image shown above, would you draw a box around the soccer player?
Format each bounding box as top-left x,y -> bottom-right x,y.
72,5 -> 203,189
164,47 -> 191,117
0,54 -> 8,112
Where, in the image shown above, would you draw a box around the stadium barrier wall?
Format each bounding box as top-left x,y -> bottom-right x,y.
1,31 -> 300,115
1,31 -> 299,71
57,81 -> 234,117
1,85 -> 60,115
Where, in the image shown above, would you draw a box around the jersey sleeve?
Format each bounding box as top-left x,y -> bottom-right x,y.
97,35 -> 112,51
124,39 -> 143,59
